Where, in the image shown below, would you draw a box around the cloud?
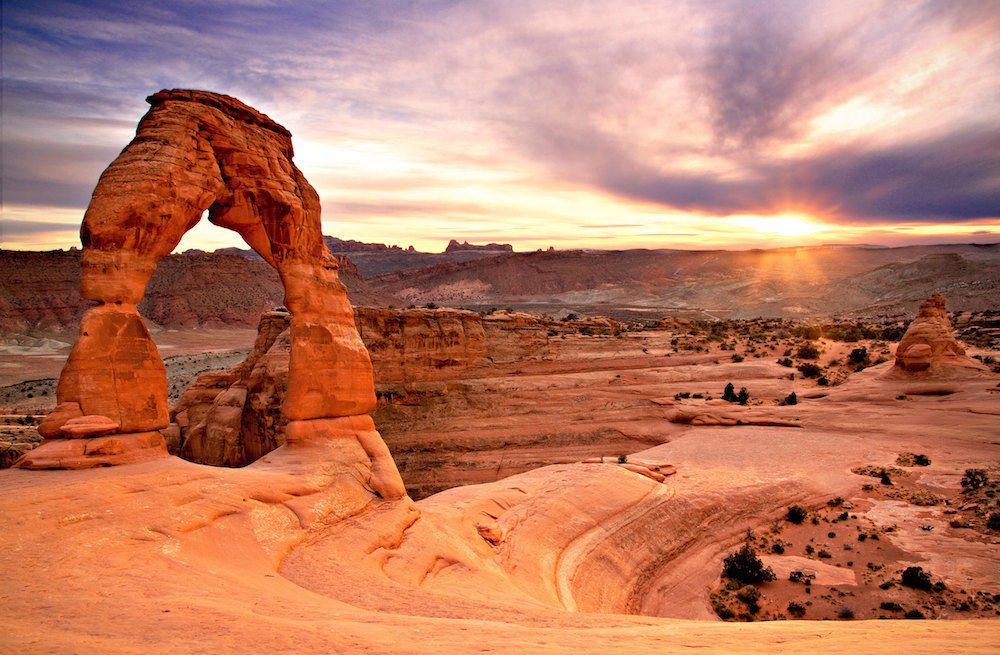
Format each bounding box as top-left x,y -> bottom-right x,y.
1,220 -> 81,236
2,0 -> 999,254
600,127 -> 1000,222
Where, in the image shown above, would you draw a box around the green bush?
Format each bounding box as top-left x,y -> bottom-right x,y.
722,544 -> 776,584
797,363 -> 823,378
796,342 -> 821,359
848,347 -> 869,364
901,566 -> 933,590
961,468 -> 988,490
722,382 -> 738,402
786,505 -> 807,524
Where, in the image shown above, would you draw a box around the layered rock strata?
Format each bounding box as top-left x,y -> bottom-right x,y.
892,294 -> 984,375
171,307 -> 556,467
17,89 -> 404,498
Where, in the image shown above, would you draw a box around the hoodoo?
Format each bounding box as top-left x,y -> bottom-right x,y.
15,89 -> 404,497
893,294 -> 984,375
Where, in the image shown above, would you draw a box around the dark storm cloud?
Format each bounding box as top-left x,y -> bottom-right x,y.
600,128 -> 1000,222
699,1 -> 838,148
479,1 -> 1000,223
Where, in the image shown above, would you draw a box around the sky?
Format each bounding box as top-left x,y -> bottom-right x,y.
2,0 -> 999,253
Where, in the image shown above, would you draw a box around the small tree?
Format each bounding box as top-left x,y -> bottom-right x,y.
722,382 -> 738,402
722,543 -> 776,585
737,387 -> 750,405
780,391 -> 798,406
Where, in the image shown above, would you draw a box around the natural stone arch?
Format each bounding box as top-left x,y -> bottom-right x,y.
18,89 -> 405,497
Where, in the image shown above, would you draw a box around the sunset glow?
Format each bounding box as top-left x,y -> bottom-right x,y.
731,215 -> 827,239
1,1 -> 998,253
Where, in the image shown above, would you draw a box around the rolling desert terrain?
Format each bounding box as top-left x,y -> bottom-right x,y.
2,89 -> 999,655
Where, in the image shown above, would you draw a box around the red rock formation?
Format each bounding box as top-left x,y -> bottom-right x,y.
17,90 -> 403,497
171,307 -> 555,467
444,239 -> 513,253
893,294 -> 981,374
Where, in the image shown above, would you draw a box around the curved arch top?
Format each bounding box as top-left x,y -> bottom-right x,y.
20,90 -> 405,496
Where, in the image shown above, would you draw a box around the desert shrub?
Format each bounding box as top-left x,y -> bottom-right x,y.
904,609 -> 925,619
562,312 -> 578,322
817,376 -> 830,386
722,544 -> 775,584
731,353 -> 745,362
786,505 -> 807,524
838,606 -> 855,619
771,543 -> 785,554
896,452 -> 931,467
879,601 -> 903,612
737,387 -> 750,405
788,571 -> 804,583
712,601 -> 735,620
961,468 -> 988,490
779,391 -> 797,406
777,357 -> 793,367
736,585 -> 761,613
817,549 -> 832,559
617,454 -> 628,464
797,363 -> 823,378
796,342 -> 821,359
423,302 -> 438,309
987,512 -> 1000,531
722,382 -> 738,402
848,347 -> 869,364
787,601 -> 806,617
901,566 -> 933,590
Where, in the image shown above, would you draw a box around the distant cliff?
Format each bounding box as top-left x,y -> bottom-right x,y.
0,249 -> 397,334
445,239 -> 514,253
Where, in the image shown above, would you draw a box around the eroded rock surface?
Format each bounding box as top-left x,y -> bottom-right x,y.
18,90 -> 402,494
171,307 -> 557,466
893,294 -> 984,375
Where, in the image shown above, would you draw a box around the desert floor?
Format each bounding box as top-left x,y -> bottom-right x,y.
1,322 -> 999,653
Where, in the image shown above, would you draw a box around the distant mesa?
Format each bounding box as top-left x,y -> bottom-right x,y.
324,236 -> 414,253
445,239 -> 513,253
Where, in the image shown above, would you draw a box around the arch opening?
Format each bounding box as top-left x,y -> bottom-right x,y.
17,89 -> 406,498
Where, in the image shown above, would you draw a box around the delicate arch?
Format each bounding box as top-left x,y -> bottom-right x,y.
20,89 -> 405,497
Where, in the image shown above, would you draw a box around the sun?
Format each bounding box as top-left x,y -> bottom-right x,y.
731,213 -> 826,238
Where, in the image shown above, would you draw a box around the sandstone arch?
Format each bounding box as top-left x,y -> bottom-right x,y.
18,89 -> 405,497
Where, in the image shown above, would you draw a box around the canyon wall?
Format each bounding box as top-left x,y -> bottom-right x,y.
171,307 -> 559,468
